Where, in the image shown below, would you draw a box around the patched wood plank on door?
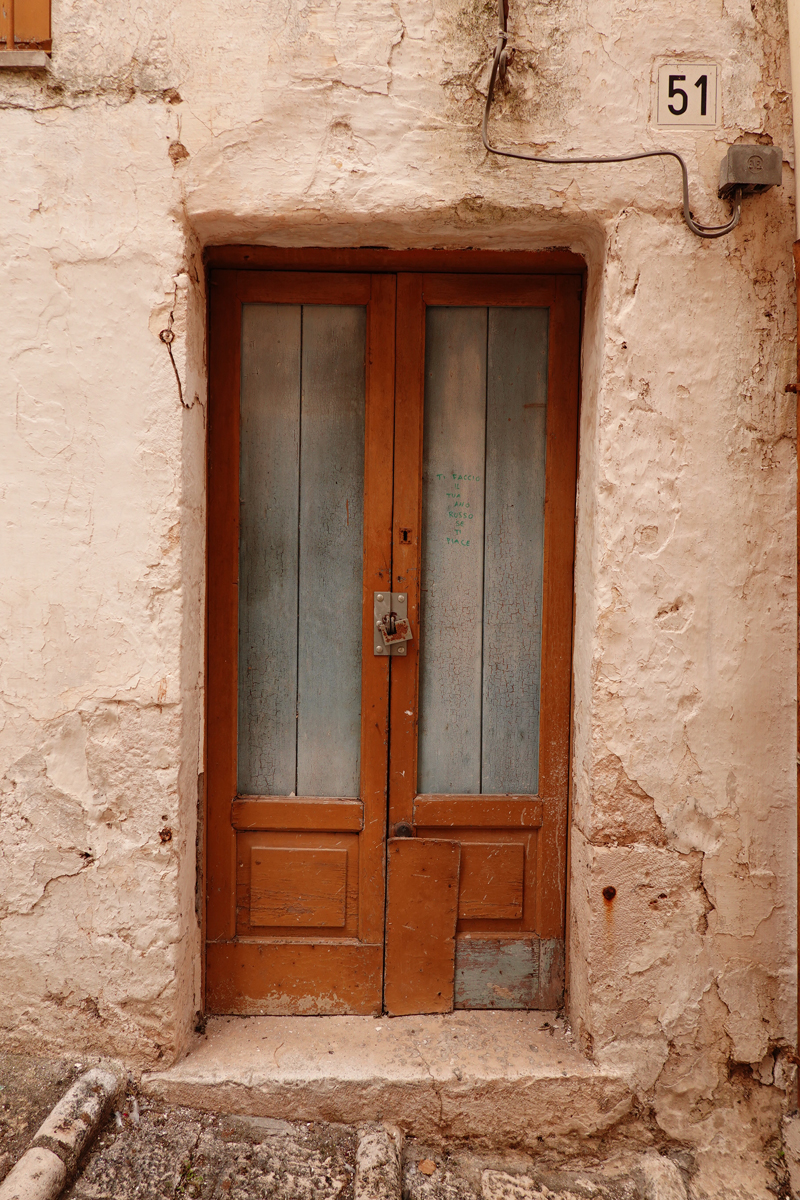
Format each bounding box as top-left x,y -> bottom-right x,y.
458,843 -> 524,919
14,0 -> 50,42
384,838 -> 460,1015
250,846 -> 347,927
537,937 -> 566,1009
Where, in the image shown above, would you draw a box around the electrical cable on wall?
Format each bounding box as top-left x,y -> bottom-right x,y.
482,0 -> 749,239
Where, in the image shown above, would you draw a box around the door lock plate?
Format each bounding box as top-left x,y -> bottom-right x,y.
374,592 -> 413,656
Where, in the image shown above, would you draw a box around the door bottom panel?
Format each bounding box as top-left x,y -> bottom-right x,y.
206,942 -> 383,1015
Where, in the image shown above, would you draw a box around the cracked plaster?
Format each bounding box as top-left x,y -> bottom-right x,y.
0,0 -> 796,1178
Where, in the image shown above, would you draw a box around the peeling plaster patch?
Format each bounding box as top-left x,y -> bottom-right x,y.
42,712 -> 95,814
702,843 -> 779,939
571,835 -> 714,1092
654,595 -> 694,633
0,749 -> 91,918
16,388 -> 74,459
661,796 -> 724,856
717,962 -> 777,1065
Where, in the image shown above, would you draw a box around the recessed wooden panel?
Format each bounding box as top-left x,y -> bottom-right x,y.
237,830 -> 359,938
458,842 -> 524,920
413,796 -> 543,828
232,797 -> 363,832
250,847 -> 347,928
384,838 -> 460,1015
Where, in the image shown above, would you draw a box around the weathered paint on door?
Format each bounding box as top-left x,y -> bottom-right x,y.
418,305 -> 548,797
206,261 -> 581,1016
238,303 -> 366,800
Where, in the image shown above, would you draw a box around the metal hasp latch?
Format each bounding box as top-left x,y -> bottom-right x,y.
374,592 -> 413,656
719,145 -> 782,198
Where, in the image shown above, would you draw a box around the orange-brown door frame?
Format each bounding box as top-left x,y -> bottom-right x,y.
203,247 -> 585,1015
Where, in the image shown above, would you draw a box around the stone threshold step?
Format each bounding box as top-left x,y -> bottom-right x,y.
142,1011 -> 633,1146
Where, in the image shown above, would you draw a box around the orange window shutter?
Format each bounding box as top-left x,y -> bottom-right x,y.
13,0 -> 51,46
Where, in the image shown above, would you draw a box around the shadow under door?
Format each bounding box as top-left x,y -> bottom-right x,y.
206,268 -> 580,1015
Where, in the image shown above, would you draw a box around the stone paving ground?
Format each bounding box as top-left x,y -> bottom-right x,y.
66,1104 -> 357,1200
62,1092 -> 683,1200
0,1052 -> 792,1200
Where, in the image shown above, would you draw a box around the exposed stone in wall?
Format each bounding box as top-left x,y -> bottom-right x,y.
579,753 -> 667,847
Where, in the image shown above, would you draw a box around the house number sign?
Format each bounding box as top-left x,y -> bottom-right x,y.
657,63 -> 719,126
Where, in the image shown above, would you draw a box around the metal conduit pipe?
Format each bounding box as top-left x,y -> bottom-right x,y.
789,0 -> 800,241
790,0 -> 800,1104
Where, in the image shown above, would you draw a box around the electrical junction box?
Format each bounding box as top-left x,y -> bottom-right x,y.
718,145 -> 782,198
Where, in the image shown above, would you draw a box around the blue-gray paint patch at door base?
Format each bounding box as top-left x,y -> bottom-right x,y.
454,937 -> 564,1009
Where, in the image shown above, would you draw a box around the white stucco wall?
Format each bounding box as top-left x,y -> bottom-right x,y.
0,0 -> 796,1169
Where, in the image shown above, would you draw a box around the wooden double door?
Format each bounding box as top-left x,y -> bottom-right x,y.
206,261 -> 580,1016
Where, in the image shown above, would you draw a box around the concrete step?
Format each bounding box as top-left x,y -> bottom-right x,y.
142,1011 -> 633,1146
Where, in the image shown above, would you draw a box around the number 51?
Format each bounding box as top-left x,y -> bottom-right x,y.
668,74 -> 708,115
657,64 -> 718,126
